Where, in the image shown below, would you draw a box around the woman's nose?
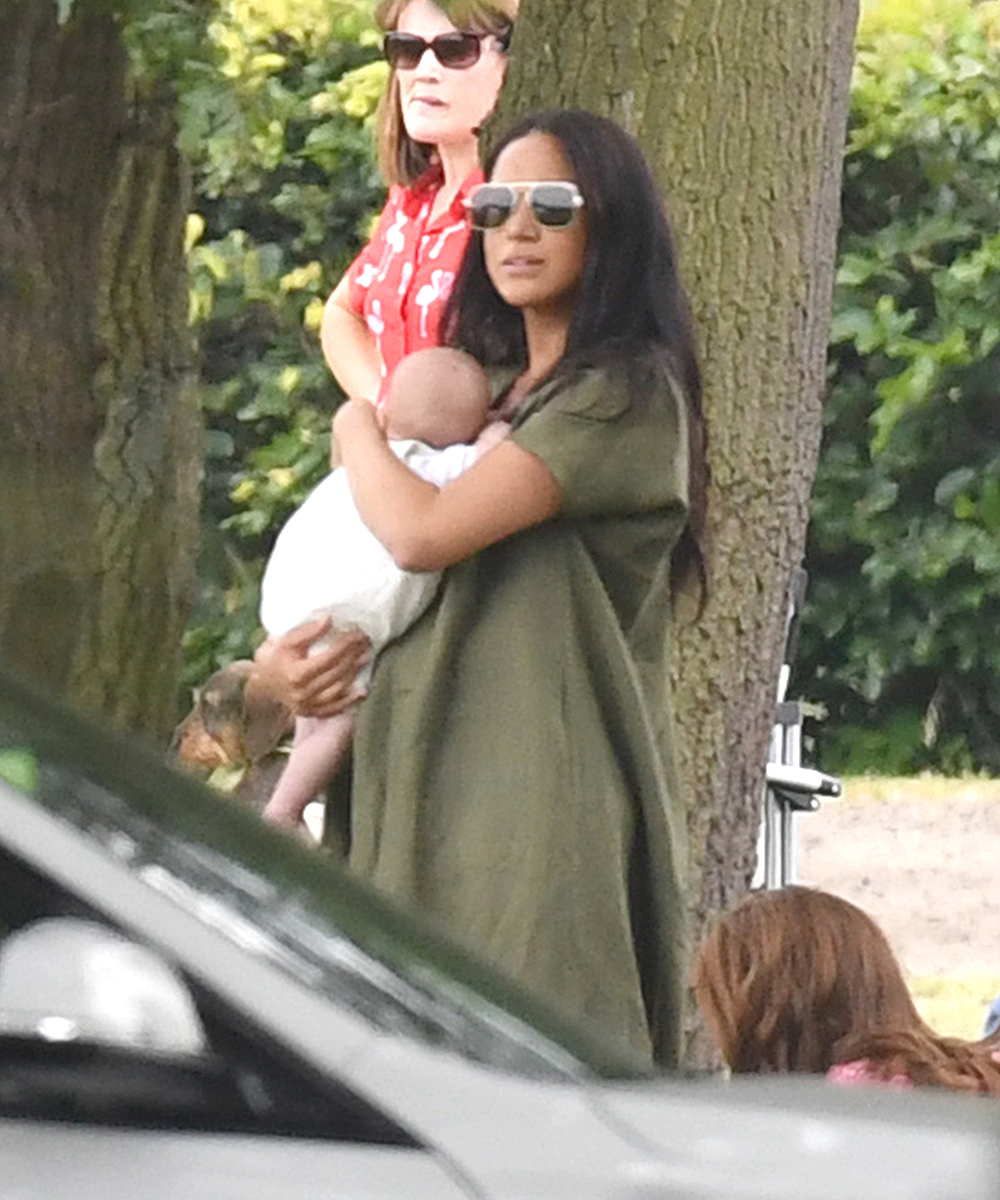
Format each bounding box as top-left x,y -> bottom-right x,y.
414,46 -> 441,76
505,194 -> 540,238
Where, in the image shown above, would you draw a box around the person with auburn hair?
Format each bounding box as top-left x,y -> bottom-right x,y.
692,885 -> 1000,1096
258,110 -> 709,1065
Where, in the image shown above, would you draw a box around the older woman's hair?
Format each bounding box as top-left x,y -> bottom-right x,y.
375,0 -> 518,187
691,886 -> 924,1075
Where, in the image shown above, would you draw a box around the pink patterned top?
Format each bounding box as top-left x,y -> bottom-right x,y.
827,1059 -> 913,1089
829,1048 -> 1000,1091
346,165 -> 481,409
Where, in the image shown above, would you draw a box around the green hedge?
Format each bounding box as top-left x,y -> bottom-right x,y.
796,0 -> 1000,773
173,1 -> 1000,774
176,0 -> 386,687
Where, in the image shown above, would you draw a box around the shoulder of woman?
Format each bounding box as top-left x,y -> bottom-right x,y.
529,346 -> 681,424
361,186 -> 408,235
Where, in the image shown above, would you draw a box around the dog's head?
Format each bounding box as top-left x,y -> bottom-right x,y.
171,661 -> 293,772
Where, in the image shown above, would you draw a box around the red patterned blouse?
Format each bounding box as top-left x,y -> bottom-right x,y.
347,166 -> 481,408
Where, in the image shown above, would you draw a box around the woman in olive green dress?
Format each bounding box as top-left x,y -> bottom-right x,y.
259,110 -> 709,1067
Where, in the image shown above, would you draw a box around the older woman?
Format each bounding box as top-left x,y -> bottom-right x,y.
257,0 -> 517,711
321,0 -> 517,409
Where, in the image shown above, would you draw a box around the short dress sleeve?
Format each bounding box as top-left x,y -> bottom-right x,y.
510,356 -> 689,520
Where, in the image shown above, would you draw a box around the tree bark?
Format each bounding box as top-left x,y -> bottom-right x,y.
0,0 -> 201,741
496,0 -> 858,1058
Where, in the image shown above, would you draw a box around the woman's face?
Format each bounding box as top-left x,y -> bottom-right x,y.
395,0 -> 508,151
483,132 -> 588,322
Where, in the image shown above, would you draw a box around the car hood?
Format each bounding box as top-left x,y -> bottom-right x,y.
592,1075 -> 1000,1200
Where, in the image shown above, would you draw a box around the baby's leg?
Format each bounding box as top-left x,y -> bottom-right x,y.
262,712 -> 356,833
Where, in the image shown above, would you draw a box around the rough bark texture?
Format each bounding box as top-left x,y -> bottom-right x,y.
495,0 -> 858,1060
0,0 -> 201,741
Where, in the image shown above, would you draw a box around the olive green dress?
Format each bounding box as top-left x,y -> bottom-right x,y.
348,352 -> 690,1066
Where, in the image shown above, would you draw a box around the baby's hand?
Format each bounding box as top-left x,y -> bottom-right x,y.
472,420 -> 511,460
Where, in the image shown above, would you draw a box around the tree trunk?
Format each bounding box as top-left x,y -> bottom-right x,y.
0,0 -> 201,741
496,0 -> 858,1057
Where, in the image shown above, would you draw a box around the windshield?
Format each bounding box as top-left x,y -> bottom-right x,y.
0,668 -> 649,1083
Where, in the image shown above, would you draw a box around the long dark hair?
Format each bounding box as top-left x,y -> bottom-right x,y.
443,110 -> 708,604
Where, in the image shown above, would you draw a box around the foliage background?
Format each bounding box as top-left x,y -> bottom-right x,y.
175,0 -> 385,686
793,0 -> 1000,774
170,0 -> 1000,775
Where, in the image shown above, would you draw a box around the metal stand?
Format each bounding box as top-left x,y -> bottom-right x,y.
754,570 -> 842,890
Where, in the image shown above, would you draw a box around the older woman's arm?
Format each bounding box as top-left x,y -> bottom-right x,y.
334,398 -> 561,573
320,276 -> 383,403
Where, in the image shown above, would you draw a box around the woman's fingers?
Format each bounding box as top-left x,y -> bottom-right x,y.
284,628 -> 370,716
298,677 -> 369,719
282,617 -> 335,654
253,620 -> 369,716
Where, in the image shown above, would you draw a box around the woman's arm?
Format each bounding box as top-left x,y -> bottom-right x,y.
334,399 -> 561,573
320,275 -> 383,403
254,619 -> 370,719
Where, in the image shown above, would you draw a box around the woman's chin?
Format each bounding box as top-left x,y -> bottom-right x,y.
404,114 -> 477,151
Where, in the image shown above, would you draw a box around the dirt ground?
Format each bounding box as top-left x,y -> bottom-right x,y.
796,779 -> 1000,978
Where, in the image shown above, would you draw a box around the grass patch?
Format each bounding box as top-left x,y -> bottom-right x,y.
909,974 -> 1000,1040
840,776 -> 1000,804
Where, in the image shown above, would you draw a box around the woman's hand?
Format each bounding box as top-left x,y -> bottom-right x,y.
254,619 -> 370,718
333,395 -> 384,456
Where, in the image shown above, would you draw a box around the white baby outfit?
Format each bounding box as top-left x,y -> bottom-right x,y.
260,439 -> 478,677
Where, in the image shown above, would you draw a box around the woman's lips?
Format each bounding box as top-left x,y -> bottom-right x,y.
500,256 -> 544,274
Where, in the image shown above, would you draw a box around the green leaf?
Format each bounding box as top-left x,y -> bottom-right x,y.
934,466 -> 977,508
0,749 -> 39,794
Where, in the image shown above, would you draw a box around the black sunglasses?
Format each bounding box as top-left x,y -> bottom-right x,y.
383,29 -> 507,71
466,182 -> 585,230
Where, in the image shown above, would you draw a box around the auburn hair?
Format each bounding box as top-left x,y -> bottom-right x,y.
833,1030 -> 1000,1098
692,886 -> 925,1075
374,0 -> 518,187
694,886 -> 1000,1096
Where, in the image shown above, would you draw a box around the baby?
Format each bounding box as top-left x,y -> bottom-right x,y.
258,346 -> 504,833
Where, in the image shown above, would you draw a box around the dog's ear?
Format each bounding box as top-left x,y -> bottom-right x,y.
241,669 -> 294,762
199,661 -> 256,746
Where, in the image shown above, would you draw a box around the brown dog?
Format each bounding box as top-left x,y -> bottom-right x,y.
171,660 -> 294,810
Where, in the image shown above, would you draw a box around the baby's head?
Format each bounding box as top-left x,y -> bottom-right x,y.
384,347 -> 491,448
